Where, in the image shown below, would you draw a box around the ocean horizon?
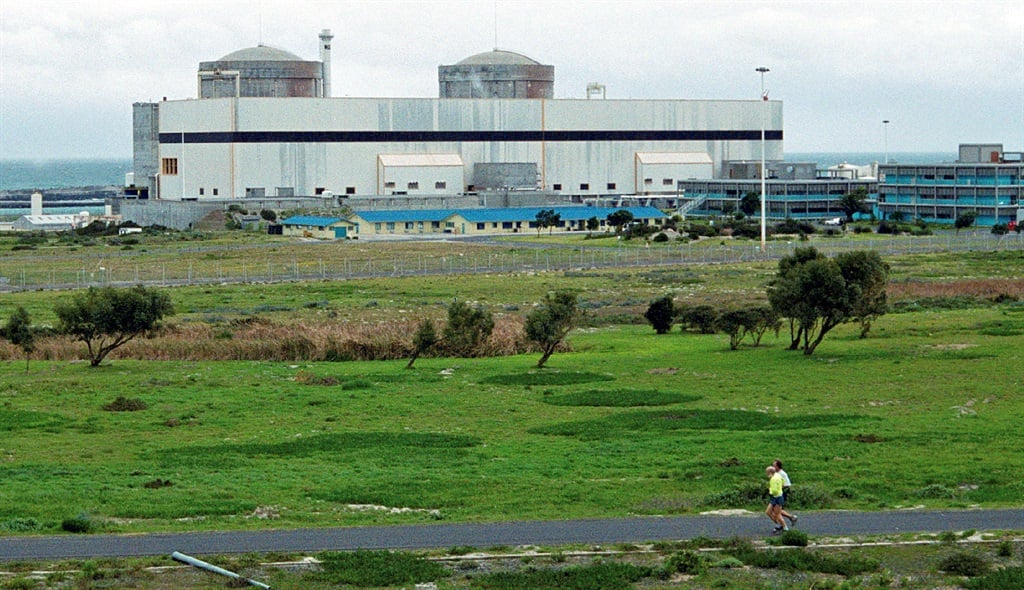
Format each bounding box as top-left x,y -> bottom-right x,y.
0,152 -> 958,193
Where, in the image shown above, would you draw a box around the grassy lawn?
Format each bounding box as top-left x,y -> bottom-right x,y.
1,304 -> 1022,534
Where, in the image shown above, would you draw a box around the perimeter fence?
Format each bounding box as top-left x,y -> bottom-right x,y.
1,232 -> 1021,292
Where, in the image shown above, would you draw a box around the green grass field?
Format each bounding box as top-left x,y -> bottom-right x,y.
1,302 -> 1022,535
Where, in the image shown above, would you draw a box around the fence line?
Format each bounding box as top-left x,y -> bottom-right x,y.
1,233 -> 1022,292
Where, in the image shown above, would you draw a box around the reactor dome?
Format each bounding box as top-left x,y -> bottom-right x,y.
439,49 -> 554,99
199,44 -> 325,98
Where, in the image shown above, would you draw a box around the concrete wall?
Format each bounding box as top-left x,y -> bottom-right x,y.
155,97 -> 783,201
132,102 -> 160,196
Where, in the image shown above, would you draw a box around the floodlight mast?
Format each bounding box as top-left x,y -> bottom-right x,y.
756,66 -> 770,251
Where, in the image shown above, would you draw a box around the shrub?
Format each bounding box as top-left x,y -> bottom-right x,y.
678,304 -> 718,334
938,551 -> 990,576
310,550 -> 449,586
653,232 -> 669,242
726,544 -> 879,577
917,484 -> 957,499
700,482 -> 766,508
774,218 -> 816,235
770,529 -> 809,547
665,550 -> 709,575
996,540 -> 1014,557
1,518 -> 41,532
644,295 -> 676,334
102,396 -> 148,412
966,566 -> 1024,589
471,561 -> 653,589
61,514 -> 94,533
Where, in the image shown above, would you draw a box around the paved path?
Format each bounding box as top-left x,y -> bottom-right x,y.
1,509 -> 1022,561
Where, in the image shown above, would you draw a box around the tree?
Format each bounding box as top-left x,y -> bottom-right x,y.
838,188 -> 870,222
606,209 -> 634,234
54,286 -> 174,367
768,247 -> 874,355
525,290 -> 582,368
406,318 -> 438,369
441,300 -> 494,357
835,250 -> 890,339
739,192 -> 760,216
643,295 -> 676,334
769,246 -> 826,349
678,304 -> 718,334
534,209 -> 561,235
954,210 -> 977,234
586,216 -> 600,233
4,307 -> 35,372
747,306 -> 781,347
715,308 -> 758,350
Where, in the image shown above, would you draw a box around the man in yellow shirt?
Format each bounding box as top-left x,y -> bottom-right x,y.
766,465 -> 789,534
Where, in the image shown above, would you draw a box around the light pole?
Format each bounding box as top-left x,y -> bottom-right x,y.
882,119 -> 890,164
756,66 -> 770,250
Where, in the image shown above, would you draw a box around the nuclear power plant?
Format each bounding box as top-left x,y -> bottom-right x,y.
128,29 -> 783,213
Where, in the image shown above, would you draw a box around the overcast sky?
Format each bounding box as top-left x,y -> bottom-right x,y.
1,0 -> 1022,159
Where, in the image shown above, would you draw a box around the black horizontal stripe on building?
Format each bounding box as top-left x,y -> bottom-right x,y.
159,130 -> 783,144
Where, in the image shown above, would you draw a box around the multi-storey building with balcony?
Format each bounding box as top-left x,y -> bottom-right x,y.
877,144 -> 1023,226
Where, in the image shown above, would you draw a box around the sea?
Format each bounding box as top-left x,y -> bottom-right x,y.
0,152 -> 956,216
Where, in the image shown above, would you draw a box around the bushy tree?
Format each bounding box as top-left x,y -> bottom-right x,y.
713,306 -> 780,350
534,209 -> 561,235
768,246 -> 886,355
606,210 -> 634,234
441,300 -> 494,357
586,216 -> 600,233
644,295 -> 676,334
678,304 -> 718,334
739,192 -> 760,216
838,189 -> 870,222
54,286 -> 174,366
406,318 -> 438,369
747,305 -> 781,347
715,308 -> 759,350
3,307 -> 35,372
955,210 -> 978,234
835,250 -> 890,338
524,290 -> 581,368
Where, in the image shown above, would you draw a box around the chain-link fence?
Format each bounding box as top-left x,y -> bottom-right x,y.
1,232 -> 1021,292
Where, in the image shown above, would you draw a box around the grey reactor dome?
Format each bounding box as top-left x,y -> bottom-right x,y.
198,44 -> 326,98
439,49 -> 554,99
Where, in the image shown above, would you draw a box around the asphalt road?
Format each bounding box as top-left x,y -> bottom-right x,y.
1,509 -> 1021,561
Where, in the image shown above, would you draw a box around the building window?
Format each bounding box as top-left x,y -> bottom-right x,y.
607,183 -> 616,190
408,181 -> 419,190
553,184 -> 562,191
213,188 -> 219,196
374,223 -> 382,231
161,158 -> 178,175
663,178 -> 673,186
346,187 -> 356,195
477,223 -> 485,230
432,221 -> 440,229
199,188 -> 205,195
384,181 -> 396,189
644,178 -> 653,185
405,222 -> 414,230
435,181 -> 446,190
580,183 -> 590,190
315,187 -> 326,195
386,222 -> 396,231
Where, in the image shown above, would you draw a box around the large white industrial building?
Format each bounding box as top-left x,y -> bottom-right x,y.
131,31 -> 783,206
